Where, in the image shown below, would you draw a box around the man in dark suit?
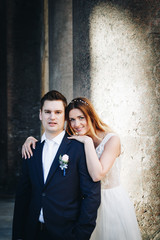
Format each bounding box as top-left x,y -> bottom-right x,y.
12,90 -> 101,240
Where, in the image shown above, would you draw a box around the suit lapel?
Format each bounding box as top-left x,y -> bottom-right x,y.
34,141 -> 45,187
44,133 -> 71,187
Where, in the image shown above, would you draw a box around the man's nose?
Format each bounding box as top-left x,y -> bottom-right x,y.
50,112 -> 55,119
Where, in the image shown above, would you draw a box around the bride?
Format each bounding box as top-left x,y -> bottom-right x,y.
22,97 -> 142,240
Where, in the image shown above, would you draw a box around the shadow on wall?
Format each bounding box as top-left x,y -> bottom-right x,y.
89,2 -> 160,240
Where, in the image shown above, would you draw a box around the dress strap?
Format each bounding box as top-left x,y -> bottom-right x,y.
103,133 -> 117,144
96,133 -> 118,150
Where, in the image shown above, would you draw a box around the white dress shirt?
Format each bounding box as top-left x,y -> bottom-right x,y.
39,130 -> 65,223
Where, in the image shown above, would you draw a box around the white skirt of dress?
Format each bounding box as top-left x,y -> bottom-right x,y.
91,185 -> 141,240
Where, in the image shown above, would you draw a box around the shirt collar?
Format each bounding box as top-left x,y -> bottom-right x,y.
41,130 -> 65,146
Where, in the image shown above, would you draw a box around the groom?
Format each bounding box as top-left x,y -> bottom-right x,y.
12,90 -> 100,240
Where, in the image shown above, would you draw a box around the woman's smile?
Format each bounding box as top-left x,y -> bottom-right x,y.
69,108 -> 90,135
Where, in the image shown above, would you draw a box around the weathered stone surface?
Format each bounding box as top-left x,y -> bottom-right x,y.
0,0 -> 159,239
0,0 -> 43,194
49,0 -> 73,103
73,0 -> 160,239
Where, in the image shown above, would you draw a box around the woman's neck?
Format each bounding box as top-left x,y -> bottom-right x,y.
91,131 -> 107,148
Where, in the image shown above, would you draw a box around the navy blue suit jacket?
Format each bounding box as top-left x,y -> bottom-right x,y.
12,133 -> 101,240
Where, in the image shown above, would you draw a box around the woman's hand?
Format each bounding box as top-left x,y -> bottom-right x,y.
68,135 -> 92,144
22,136 -> 38,159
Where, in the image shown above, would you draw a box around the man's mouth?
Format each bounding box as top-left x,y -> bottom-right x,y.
49,122 -> 57,126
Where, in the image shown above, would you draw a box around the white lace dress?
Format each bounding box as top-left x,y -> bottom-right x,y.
91,133 -> 141,240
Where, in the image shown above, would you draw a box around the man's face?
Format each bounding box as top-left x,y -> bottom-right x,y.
39,100 -> 65,139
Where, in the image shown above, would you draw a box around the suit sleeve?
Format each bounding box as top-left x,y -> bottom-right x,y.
12,158 -> 31,240
75,145 -> 101,240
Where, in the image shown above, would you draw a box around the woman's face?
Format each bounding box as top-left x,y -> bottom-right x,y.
69,108 -> 90,135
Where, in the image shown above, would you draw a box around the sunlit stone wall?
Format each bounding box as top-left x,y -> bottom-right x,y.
73,1 -> 160,239
89,2 -> 160,239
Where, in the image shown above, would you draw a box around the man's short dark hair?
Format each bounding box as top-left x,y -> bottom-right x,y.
40,90 -> 67,110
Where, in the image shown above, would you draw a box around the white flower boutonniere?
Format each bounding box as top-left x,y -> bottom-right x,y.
59,154 -> 69,176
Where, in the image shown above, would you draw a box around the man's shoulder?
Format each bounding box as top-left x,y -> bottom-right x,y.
36,140 -> 43,145
69,139 -> 85,156
65,133 -> 83,147
69,138 -> 84,147
32,140 -> 44,152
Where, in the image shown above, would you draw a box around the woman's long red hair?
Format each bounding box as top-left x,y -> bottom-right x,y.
65,97 -> 112,139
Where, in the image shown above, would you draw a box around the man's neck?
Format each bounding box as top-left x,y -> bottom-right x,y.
45,130 -> 64,140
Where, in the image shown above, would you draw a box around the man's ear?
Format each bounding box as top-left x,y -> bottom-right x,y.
39,109 -> 42,120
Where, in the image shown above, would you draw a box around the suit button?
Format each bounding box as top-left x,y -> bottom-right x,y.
42,193 -> 46,197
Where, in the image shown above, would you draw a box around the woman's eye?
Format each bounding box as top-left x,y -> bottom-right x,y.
69,119 -> 75,122
79,116 -> 84,120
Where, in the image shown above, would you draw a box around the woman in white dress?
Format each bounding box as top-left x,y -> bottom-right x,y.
22,97 -> 142,240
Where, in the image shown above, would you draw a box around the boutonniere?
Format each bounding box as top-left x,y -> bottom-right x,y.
59,154 -> 69,176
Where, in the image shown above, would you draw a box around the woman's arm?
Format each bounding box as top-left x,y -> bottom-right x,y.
68,135 -> 121,182
22,137 -> 38,159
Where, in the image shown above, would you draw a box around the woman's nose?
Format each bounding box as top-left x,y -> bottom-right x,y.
74,119 -> 80,127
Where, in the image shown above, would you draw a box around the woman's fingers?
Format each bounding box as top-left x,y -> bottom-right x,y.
22,144 -> 32,159
22,144 -> 26,159
68,136 -> 78,139
27,144 -> 33,158
22,144 -> 28,159
32,141 -> 36,149
68,135 -> 85,143
21,137 -> 37,159
22,141 -> 36,159
68,135 -> 92,144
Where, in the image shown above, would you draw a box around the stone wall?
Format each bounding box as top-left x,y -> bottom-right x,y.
73,0 -> 160,239
0,0 -> 159,239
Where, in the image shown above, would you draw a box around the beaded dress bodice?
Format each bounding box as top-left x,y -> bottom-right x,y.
96,133 -> 121,189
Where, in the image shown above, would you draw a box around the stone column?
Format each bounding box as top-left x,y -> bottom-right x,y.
0,0 -> 8,193
41,0 -> 49,97
1,0 -> 43,193
73,0 -> 94,98
48,0 -> 73,102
